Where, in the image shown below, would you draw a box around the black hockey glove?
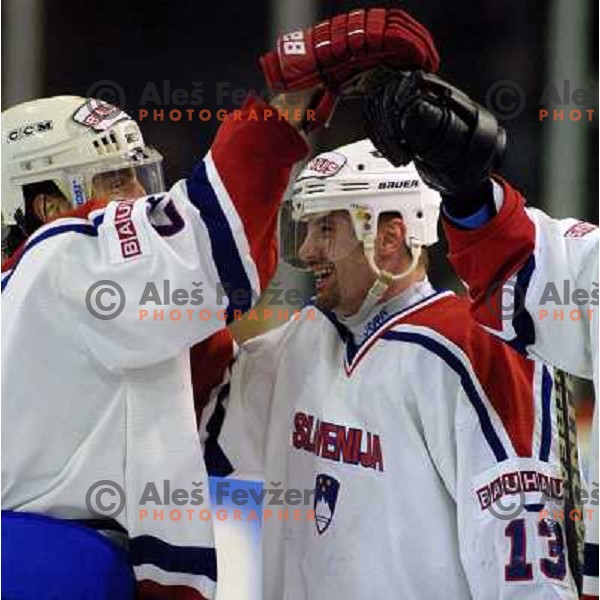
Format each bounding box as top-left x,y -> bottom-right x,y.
364,70 -> 506,204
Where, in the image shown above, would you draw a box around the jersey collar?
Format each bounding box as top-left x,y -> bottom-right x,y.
318,285 -> 455,375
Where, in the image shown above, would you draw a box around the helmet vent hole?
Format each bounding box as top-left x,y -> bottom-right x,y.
92,139 -> 105,156
305,183 -> 326,195
416,211 -> 423,219
357,163 -> 365,171
339,181 -> 370,191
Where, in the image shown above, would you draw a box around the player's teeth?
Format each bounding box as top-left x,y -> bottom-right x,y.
314,265 -> 334,281
315,269 -> 329,278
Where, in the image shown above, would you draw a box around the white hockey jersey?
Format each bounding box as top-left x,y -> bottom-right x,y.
444,178 -> 599,599
1,97 -> 308,599
206,281 -> 579,599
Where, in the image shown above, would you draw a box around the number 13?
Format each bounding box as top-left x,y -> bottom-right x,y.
505,518 -> 567,581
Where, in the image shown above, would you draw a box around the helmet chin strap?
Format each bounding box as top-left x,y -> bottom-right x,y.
343,237 -> 422,324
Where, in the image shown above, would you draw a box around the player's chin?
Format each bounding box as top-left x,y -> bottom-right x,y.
314,286 -> 340,313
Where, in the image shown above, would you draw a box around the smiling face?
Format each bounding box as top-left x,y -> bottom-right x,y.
297,209 -> 420,316
298,211 -> 377,315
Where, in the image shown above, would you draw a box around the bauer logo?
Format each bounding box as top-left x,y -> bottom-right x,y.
378,180 -> 419,190
314,474 -> 340,535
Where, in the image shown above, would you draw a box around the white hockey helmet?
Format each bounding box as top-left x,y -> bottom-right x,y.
281,139 -> 441,316
2,95 -> 165,226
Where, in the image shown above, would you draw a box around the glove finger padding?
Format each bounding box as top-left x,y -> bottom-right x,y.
260,8 -> 440,94
364,70 -> 506,196
364,71 -> 416,166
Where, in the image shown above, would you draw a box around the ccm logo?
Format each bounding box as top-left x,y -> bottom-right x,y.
6,120 -> 53,143
281,31 -> 306,55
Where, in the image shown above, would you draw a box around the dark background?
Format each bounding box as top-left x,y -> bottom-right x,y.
3,0 -> 597,219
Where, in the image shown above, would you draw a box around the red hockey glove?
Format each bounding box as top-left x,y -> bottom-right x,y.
260,8 -> 440,94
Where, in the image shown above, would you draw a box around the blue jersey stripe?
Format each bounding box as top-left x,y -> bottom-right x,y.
204,383 -> 234,477
381,330 -> 509,462
1,220 -> 102,292
584,543 -> 599,577
318,290 -> 449,366
129,534 -> 217,581
186,161 -> 253,324
507,255 -> 536,355
539,366 -> 553,462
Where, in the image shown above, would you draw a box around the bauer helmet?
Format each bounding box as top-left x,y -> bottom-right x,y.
282,138 -> 440,270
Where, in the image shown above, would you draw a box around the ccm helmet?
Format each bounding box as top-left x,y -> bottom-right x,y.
2,96 -> 164,229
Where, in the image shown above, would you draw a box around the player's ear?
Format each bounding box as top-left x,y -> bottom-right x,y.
376,215 -> 406,259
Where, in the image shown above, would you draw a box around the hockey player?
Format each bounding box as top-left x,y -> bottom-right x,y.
364,68 -> 598,599
1,92 -> 312,599
2,8 -> 439,598
205,139 -> 579,599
